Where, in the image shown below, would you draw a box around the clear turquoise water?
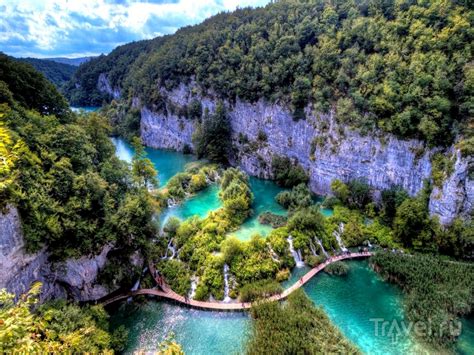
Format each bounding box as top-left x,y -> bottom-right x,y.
71,106 -> 100,113
304,260 -> 418,354
458,316 -> 474,355
111,137 -> 196,187
160,184 -> 222,226
110,301 -> 251,355
110,259 -> 473,355
231,177 -> 287,241
109,138 -> 472,354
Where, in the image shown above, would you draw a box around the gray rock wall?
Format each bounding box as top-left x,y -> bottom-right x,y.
139,84 -> 473,225
98,73 -> 121,99
0,205 -> 111,301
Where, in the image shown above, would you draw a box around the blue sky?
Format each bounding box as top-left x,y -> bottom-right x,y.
0,0 -> 271,58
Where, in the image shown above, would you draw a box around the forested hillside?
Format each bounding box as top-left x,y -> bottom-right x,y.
17,57 -> 77,89
0,54 -> 156,260
66,0 -> 472,147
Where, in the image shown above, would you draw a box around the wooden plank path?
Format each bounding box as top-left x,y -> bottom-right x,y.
101,252 -> 372,310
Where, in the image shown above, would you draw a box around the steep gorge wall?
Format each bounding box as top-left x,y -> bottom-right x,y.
139,84 -> 473,225
0,205 -> 111,301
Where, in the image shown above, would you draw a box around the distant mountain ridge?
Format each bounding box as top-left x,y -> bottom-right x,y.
45,56 -> 95,66
17,57 -> 77,89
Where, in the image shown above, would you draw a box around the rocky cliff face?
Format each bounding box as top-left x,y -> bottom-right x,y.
98,73 -> 121,99
0,205 -> 111,301
429,151 -> 473,224
138,83 -> 473,225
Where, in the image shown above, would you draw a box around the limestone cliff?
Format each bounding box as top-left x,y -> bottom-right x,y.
97,73 -> 121,100
0,205 -> 111,301
138,83 -> 473,225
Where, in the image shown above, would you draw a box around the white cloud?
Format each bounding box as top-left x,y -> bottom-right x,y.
0,0 -> 271,57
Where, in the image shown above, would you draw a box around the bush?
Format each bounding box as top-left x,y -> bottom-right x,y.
156,259 -> 191,296
271,155 -> 308,187
238,279 -> 283,302
275,268 -> 290,282
306,254 -> 325,267
324,261 -> 349,276
258,212 -> 287,228
275,183 -> 312,211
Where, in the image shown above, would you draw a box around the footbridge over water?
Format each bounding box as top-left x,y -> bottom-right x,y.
100,252 -> 372,311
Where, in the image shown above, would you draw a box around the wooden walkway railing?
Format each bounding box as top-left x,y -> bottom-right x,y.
101,252 -> 372,310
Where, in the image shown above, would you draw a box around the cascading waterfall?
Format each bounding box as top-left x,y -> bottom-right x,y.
167,197 -> 178,207
333,223 -> 348,252
189,275 -> 198,299
287,236 -> 305,268
316,238 -> 329,258
128,266 -> 147,301
309,240 -> 318,256
161,239 -> 177,260
223,264 -> 231,302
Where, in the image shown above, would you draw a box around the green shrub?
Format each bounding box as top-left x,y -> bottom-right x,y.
258,212 -> 287,228
324,261 -> 349,276
238,279 -> 283,302
271,155 -> 308,187
247,289 -> 359,354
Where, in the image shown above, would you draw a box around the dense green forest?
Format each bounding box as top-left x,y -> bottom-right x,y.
66,0 -> 472,147
17,57 -> 77,89
0,54 -> 157,265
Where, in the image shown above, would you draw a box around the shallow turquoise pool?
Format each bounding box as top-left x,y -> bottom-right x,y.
110,301 -> 251,355
160,184 -> 222,226
112,137 -> 196,187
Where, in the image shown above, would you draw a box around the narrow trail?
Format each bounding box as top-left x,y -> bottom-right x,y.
100,252 -> 372,311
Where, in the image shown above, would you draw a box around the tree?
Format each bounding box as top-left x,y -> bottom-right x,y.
0,283 -> 121,353
131,137 -> 158,188
331,179 -> 349,203
193,102 -> 230,163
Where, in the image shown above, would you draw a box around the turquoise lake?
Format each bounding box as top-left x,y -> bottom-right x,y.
111,137 -> 196,187
110,137 -> 473,354
71,106 -> 100,113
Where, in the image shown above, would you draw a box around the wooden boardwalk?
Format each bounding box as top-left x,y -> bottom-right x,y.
101,252 -> 372,310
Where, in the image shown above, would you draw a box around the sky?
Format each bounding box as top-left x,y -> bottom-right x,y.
0,0 -> 271,58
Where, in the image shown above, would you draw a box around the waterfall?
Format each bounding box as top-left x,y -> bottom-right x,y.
223,264 -> 231,302
131,279 -> 140,292
189,275 -> 198,299
333,223 -> 348,252
128,266 -> 146,301
309,240 -> 318,257
167,197 -> 178,207
316,238 -> 329,258
161,239 -> 176,260
287,236 -> 305,268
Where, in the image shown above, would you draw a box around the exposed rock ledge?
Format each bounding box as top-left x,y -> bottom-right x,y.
139,83 -> 473,225
0,205 -> 111,301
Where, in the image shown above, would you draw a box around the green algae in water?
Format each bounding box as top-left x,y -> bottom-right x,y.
111,137 -> 196,187
110,301 -> 251,355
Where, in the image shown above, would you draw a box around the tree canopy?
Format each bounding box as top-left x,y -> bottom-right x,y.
66,0 -> 472,146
